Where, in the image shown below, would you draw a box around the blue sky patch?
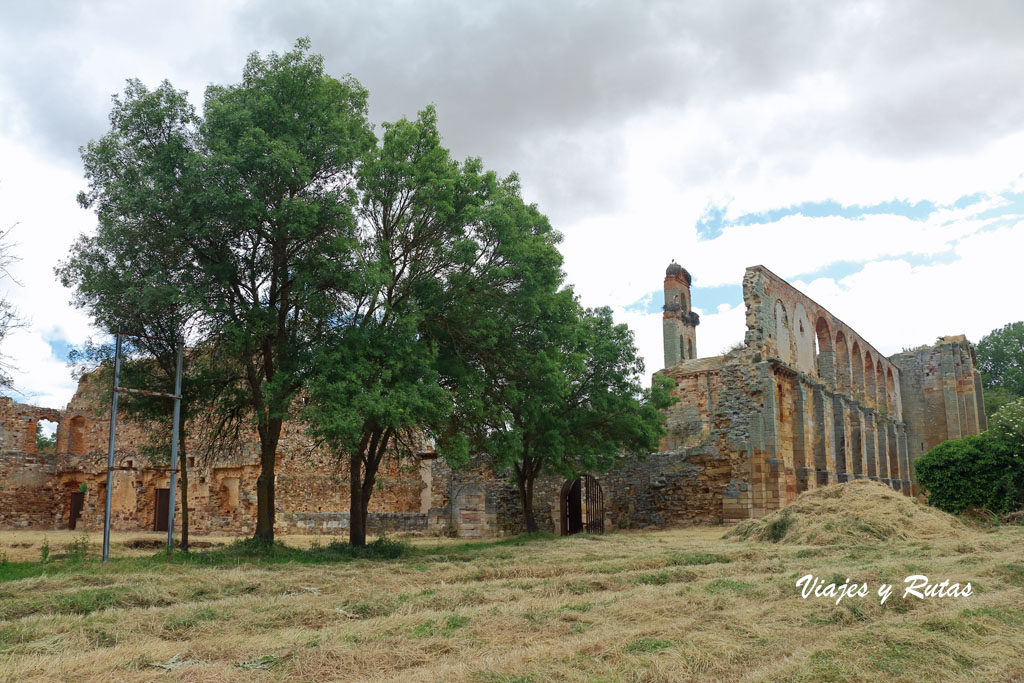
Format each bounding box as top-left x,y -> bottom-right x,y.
625,283 -> 744,315
790,260 -> 866,283
696,198 -> 940,241
46,336 -> 73,364
974,192 -> 1024,221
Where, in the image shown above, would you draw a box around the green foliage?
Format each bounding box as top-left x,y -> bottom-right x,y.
78,481 -> 88,493
914,433 -> 1024,514
990,398 -> 1024,450
39,538 -> 49,564
451,291 -> 676,530
667,552 -> 732,566
65,534 -> 90,561
984,386 -> 1019,419
63,38 -> 376,541
976,322 -> 1024,416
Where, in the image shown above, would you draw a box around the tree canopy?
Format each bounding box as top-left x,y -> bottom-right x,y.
67,39 -> 375,541
65,37 -> 664,544
976,321 -> 1024,417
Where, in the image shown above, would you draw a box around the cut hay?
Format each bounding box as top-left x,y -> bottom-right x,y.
725,479 -> 966,545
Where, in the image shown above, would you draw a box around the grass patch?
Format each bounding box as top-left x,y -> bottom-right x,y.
180,536 -> 411,566
163,607 -> 220,636
667,551 -> 732,565
632,569 -> 695,585
625,637 -> 673,654
994,563 -> 1024,587
409,615 -> 470,638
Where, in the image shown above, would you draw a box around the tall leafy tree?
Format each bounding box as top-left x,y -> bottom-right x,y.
303,108 -> 564,546
68,39 -> 375,541
976,321 -> 1024,417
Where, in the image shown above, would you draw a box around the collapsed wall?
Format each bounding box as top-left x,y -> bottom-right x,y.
0,374 -> 428,535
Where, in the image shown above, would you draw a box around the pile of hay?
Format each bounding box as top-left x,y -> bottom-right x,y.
725,479 -> 966,545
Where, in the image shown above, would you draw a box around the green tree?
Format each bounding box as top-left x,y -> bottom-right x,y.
303,108 -> 563,546
976,322 -> 1024,417
67,39 -> 375,541
459,289 -> 675,533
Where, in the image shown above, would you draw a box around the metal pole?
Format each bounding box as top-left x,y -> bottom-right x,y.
166,343 -> 184,553
102,331 -> 123,563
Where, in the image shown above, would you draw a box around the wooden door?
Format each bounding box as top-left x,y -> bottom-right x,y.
69,491 -> 84,530
154,488 -> 170,532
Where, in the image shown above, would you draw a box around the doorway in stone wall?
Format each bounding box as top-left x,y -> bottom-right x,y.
559,474 -> 604,535
154,488 -> 170,532
68,491 -> 84,530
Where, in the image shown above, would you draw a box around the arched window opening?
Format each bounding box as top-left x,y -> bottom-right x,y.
864,353 -> 877,408
814,317 -> 834,385
69,416 -> 88,456
851,341 -> 864,399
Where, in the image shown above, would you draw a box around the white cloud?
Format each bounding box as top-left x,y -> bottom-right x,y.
1,0 -> 1024,403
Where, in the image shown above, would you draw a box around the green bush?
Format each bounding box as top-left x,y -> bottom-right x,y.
914,433 -> 1024,514
990,398 -> 1024,449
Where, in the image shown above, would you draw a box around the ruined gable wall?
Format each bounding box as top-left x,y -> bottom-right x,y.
891,337 -> 986,480
697,267 -> 917,520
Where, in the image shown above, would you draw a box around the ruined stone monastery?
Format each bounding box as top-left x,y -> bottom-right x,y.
0,263 -> 985,536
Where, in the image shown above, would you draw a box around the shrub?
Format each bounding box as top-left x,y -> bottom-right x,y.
914,433 -> 1024,514
990,398 -> 1024,451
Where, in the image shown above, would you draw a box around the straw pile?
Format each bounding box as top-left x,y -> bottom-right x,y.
725,479 -> 965,545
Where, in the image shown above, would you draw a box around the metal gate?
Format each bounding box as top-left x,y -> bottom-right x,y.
154,489 -> 170,532
560,474 -> 604,535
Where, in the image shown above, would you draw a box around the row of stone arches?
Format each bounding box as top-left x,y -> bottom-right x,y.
774,300 -> 899,417
814,323 -> 899,416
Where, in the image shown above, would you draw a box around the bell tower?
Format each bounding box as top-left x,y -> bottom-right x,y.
663,261 -> 699,367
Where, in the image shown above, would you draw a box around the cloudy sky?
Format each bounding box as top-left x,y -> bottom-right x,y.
1,0 -> 1023,411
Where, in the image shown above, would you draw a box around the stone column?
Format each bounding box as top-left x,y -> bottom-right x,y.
876,420 -> 891,487
863,411 -> 877,479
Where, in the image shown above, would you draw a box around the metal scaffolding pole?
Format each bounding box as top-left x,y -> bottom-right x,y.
101,330 -> 184,562
101,331 -> 123,562
166,343 -> 184,553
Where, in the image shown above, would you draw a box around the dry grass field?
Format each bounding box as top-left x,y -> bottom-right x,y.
1,481 -> 1023,682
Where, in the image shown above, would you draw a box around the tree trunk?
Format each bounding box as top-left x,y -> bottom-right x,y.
177,427 -> 189,553
349,448 -> 365,547
254,417 -> 283,542
515,457 -> 540,533
356,427 -> 391,546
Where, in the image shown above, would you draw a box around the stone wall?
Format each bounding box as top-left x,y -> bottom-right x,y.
0,263 -> 990,539
0,378 -> 428,535
651,264 -> 980,521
